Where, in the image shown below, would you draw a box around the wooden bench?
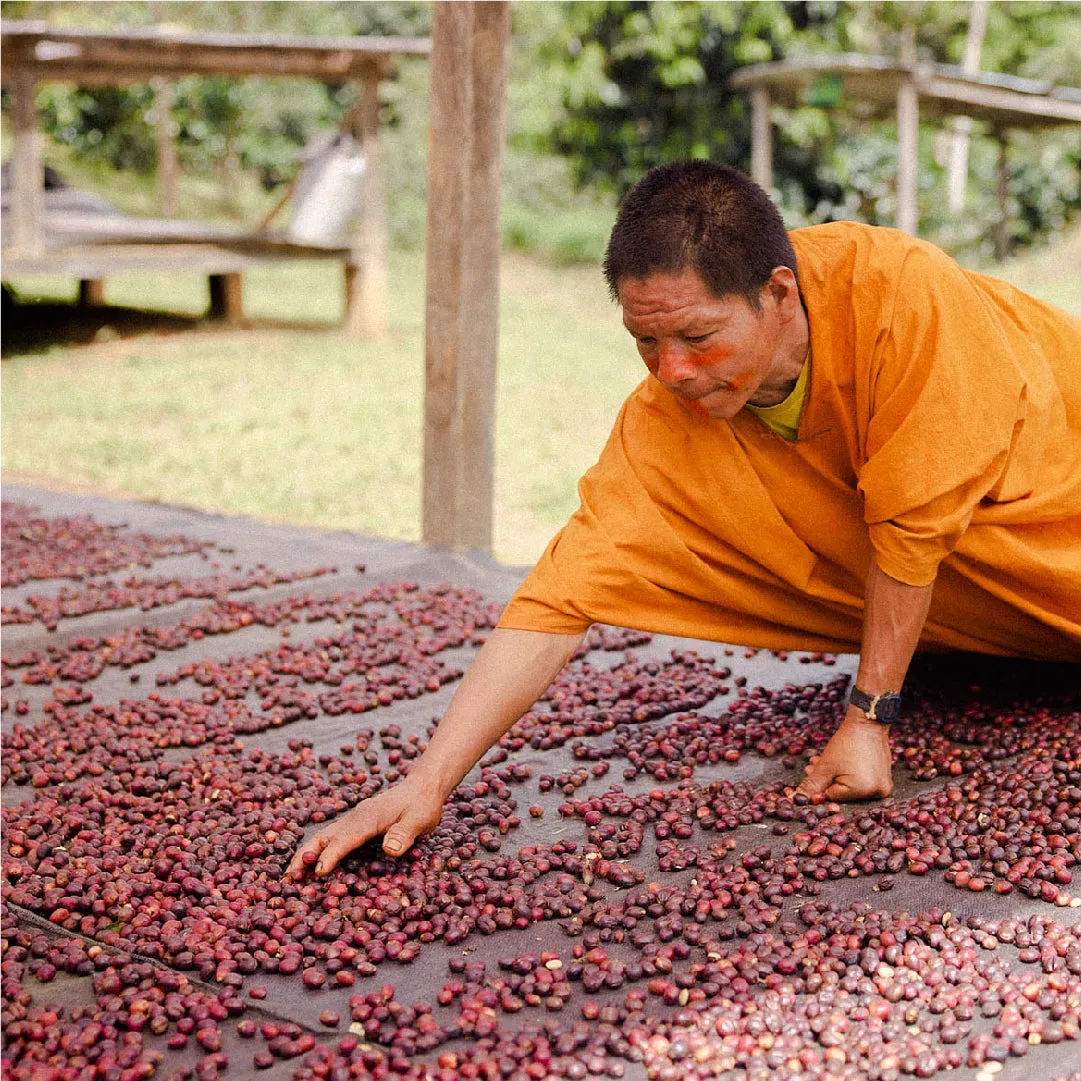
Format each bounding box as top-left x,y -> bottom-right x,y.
1,189 -> 366,328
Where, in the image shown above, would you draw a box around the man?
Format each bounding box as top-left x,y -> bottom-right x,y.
289,161 -> 1081,878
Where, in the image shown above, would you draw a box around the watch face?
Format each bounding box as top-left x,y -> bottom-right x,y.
874,695 -> 902,723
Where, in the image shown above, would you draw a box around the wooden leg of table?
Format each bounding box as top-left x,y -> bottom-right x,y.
208,273 -> 243,321
343,263 -> 364,336
78,279 -> 106,307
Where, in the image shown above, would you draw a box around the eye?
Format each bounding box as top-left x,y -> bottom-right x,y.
685,333 -> 710,345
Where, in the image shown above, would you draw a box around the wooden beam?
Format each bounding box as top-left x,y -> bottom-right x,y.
78,279 -> 105,307
1,22 -> 429,84
422,1 -> 510,553
1,239 -> 354,279
208,273 -> 243,321
919,74 -> 1081,127
946,0 -> 988,214
344,67 -> 388,337
9,68 -> 43,256
994,134 -> 1011,262
730,53 -> 1081,129
153,78 -> 180,218
896,75 -> 920,235
750,87 -> 772,191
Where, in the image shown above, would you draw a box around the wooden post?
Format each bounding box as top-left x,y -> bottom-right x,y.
896,22 -> 919,236
10,68 -> 44,256
750,87 -> 772,191
153,78 -> 180,218
422,1 -> 510,553
993,133 -> 1010,262
895,76 -> 919,235
946,0 -> 988,213
344,64 -> 388,337
78,279 -> 106,307
208,273 -> 244,320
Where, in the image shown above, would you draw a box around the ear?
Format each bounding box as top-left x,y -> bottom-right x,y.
764,266 -> 801,321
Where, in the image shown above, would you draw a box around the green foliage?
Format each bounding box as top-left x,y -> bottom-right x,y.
533,0 -> 1081,254
3,0 -> 1080,258
2,0 -> 431,203
36,83 -> 156,172
532,0 -> 849,217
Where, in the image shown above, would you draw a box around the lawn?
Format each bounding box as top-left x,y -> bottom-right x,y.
1,249 -> 639,566
3,230 -> 1078,566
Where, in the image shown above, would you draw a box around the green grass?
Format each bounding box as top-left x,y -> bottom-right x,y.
2,250 -> 642,565
985,227 -> 1081,318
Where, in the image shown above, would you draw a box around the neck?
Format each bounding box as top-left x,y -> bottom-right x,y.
748,310 -> 810,408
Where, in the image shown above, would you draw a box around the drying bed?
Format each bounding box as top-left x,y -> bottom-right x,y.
2,486 -> 1079,1081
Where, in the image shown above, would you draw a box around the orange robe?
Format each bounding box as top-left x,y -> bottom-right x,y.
499,223 -> 1081,661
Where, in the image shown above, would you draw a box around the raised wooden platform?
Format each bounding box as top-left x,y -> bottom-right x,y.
0,19 -> 423,338
1,192 -> 362,325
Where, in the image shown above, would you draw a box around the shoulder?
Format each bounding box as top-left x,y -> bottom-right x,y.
791,224 -> 968,330
789,222 -> 951,278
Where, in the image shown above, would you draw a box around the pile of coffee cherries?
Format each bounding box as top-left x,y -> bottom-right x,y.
2,503 -> 217,587
3,507 -> 1080,1081
2,566 -> 338,631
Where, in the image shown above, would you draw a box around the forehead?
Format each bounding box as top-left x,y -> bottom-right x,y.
618,269 -> 742,328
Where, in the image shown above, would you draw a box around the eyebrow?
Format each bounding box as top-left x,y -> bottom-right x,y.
622,316 -> 720,336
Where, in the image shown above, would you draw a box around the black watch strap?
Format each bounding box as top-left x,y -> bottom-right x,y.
849,686 -> 903,724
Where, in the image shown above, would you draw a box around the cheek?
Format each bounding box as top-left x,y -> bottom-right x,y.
694,342 -> 743,378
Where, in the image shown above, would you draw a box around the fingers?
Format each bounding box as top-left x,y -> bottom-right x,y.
797,758 -> 856,801
286,792 -> 439,879
312,807 -> 425,873
797,765 -> 891,802
820,780 -> 857,801
312,800 -> 393,876
795,761 -> 831,799
314,830 -> 364,877
285,835 -> 327,879
381,820 -> 420,857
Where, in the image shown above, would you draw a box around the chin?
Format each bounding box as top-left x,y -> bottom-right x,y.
702,393 -> 747,419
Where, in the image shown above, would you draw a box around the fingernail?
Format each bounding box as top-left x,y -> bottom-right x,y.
384,838 -> 402,854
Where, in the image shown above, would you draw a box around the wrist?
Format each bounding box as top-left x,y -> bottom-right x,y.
848,684 -> 902,724
842,703 -> 892,735
405,755 -> 462,804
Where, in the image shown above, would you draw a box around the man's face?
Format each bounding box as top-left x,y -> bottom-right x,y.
618,268 -> 789,420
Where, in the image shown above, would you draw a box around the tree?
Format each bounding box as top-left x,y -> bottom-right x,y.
533,0 -> 1081,254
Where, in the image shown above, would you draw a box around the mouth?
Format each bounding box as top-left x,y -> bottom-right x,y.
681,384 -> 731,403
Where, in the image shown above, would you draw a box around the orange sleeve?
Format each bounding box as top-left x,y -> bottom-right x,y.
857,241 -> 1041,586
496,517 -> 602,635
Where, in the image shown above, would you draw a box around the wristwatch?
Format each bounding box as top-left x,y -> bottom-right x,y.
848,686 -> 903,724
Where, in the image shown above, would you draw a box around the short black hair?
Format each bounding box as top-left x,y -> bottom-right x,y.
603,160 -> 797,310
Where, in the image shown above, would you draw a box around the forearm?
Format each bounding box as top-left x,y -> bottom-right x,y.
799,558 -> 934,800
407,626 -> 586,802
856,557 -> 935,694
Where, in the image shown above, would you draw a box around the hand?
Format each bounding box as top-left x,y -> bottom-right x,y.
797,706 -> 894,801
285,779 -> 444,878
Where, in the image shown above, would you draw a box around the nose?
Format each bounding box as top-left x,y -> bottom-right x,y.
655,342 -> 697,385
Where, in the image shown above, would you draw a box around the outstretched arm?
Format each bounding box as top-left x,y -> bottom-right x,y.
798,558 -> 934,800
287,626 -> 586,876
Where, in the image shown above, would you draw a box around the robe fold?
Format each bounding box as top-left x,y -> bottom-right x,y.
498,223 -> 1081,661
